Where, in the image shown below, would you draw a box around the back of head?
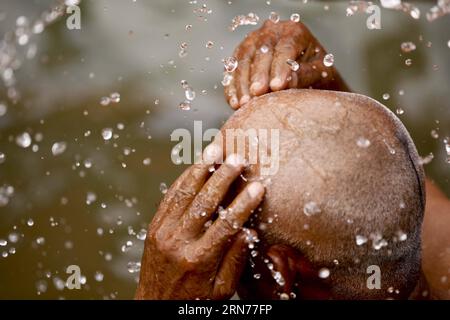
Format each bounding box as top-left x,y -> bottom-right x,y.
219,89 -> 425,299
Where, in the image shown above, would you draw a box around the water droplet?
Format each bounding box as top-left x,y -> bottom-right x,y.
229,12 -> 260,31
110,92 -> 120,103
100,96 -> 111,106
0,239 -> 7,246
0,103 -> 7,117
419,152 -> 434,165
279,293 -> 290,300
286,59 -> 299,71
356,137 -> 371,148
382,93 -> 390,100
8,233 -> 19,243
401,41 -> 416,53
290,13 -> 300,22
253,273 -> 261,279
303,201 -> 321,216
269,12 -> 280,23
160,182 -> 168,194
221,73 -> 233,86
396,230 -> 407,242
273,271 -> 285,286
0,153 -> 5,164
51,142 -> 67,156
94,271 -> 104,282
179,101 -> 191,111
137,229 -> 147,241
223,56 -> 238,72
323,53 -> 334,67
27,218 -> 34,227
127,261 -> 141,273
444,137 -> 450,164
101,128 -> 113,140
143,158 -> 151,166
205,41 -> 214,48
53,277 -> 65,291
318,268 -> 330,279
16,132 -> 32,148
430,129 -> 439,139
260,45 -> 269,54
380,0 -> 401,8
86,192 -> 97,205
356,235 -> 368,246
185,87 -> 196,101
405,58 -> 412,66
396,108 -> 404,115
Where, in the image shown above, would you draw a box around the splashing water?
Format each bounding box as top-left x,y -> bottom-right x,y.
0,0 -> 79,103
269,12 -> 280,23
303,201 -> 321,216
229,13 -> 259,31
223,57 -> 238,73
323,53 -> 334,67
51,142 -> 67,156
290,13 -> 301,22
401,41 -> 416,53
356,137 -> 371,148
426,0 -> 450,22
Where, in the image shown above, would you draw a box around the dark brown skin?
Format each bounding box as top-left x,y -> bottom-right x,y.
137,20 -> 450,300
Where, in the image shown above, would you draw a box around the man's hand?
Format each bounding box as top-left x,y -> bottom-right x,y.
135,143 -> 265,300
225,20 -> 349,109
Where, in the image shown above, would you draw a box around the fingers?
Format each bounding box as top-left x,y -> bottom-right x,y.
269,36 -> 300,92
182,154 -> 246,235
250,43 -> 273,96
212,229 -> 256,299
200,181 -> 265,250
224,74 -> 239,109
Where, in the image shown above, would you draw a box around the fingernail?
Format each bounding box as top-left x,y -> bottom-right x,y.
230,96 -> 238,108
240,95 -> 250,105
247,182 -> 264,198
270,77 -> 282,89
203,144 -> 222,164
250,82 -> 262,93
226,153 -> 245,168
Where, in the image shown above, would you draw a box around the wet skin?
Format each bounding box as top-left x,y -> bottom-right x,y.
137,20 -> 450,300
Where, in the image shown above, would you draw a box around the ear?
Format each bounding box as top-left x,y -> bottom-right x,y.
266,244 -> 300,295
266,244 -> 333,300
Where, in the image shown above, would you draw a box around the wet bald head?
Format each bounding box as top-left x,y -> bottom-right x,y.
219,89 -> 425,299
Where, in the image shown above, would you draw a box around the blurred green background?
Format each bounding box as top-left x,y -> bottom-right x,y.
0,0 -> 448,299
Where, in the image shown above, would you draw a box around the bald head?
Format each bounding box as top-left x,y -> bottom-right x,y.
218,89 -> 425,299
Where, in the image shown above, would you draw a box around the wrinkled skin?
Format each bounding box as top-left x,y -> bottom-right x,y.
224,20 -> 349,109
137,20 -> 450,300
